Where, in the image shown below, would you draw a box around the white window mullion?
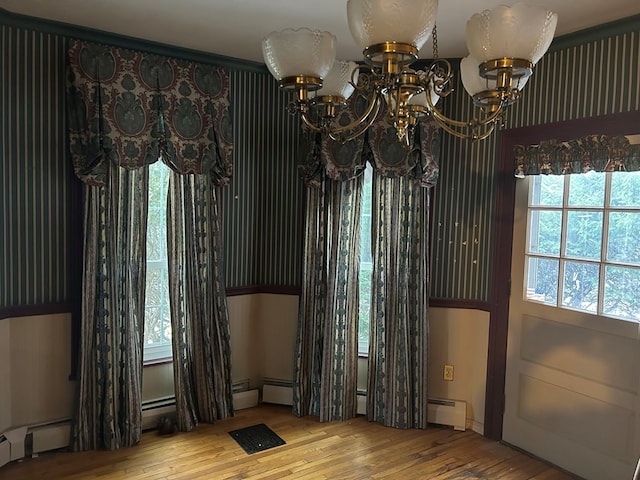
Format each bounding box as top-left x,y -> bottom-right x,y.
557,175 -> 570,308
599,173 -> 613,316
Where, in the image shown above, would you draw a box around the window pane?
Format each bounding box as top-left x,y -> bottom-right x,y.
610,171 -> 640,207
525,171 -> 640,323
529,210 -> 562,255
361,172 -> 373,264
145,267 -> 165,302
607,212 -> 640,264
565,210 -> 602,260
562,261 -> 599,313
144,162 -> 172,361
147,217 -> 166,260
358,164 -> 373,354
358,263 -> 372,350
525,256 -> 559,305
603,265 -> 640,321
145,306 -> 164,344
568,171 -> 605,207
531,175 -> 564,206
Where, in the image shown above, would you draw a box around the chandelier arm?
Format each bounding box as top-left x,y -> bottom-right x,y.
328,95 -> 383,143
426,90 -> 506,129
430,114 -> 473,139
325,91 -> 382,136
430,114 -> 497,140
299,109 -> 325,133
472,126 -> 498,141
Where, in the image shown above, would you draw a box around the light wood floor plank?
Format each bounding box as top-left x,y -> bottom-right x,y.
0,404 -> 581,479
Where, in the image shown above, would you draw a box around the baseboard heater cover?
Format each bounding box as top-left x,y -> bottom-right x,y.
427,398 -> 467,431
262,380 -> 466,431
262,385 -> 294,405
29,420 -> 71,454
141,388 -> 259,431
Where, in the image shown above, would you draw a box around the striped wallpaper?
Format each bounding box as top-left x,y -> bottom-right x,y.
222,70 -> 302,289
1,11 -> 638,310
0,26 -> 72,308
429,18 -> 640,301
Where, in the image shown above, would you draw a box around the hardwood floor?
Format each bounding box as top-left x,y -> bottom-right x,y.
0,404 -> 580,479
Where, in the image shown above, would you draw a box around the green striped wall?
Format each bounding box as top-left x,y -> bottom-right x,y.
0,26 -> 72,308
0,15 -> 302,311
222,70 -> 302,288
429,17 -> 640,301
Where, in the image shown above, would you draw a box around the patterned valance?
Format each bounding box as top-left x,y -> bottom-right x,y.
298,95 -> 440,187
67,40 -> 233,186
514,134 -> 640,177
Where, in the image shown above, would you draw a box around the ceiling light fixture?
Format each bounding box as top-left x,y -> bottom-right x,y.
262,1 -> 557,147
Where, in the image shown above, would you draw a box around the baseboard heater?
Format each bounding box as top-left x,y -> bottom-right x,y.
141,382 -> 259,431
0,382 -> 260,468
0,418 -> 72,467
262,379 -> 467,431
142,395 -> 178,431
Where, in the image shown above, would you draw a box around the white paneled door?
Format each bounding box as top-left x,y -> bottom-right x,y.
503,175 -> 640,480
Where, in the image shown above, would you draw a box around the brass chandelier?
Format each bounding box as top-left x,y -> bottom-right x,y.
262,1 -> 558,147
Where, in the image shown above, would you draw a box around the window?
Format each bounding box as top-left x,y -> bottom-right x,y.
525,171 -> 640,321
358,163 -> 373,354
143,161 -> 172,361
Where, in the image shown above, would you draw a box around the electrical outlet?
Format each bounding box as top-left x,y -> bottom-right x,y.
443,364 -> 454,381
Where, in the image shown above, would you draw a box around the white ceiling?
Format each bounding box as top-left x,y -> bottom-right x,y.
1,0 -> 639,64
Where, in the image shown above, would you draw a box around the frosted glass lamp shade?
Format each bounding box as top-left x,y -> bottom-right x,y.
347,0 -> 438,51
314,61 -> 358,99
408,89 -> 440,108
460,54 -> 530,100
461,55 -> 489,96
466,3 -> 557,64
262,28 -> 336,81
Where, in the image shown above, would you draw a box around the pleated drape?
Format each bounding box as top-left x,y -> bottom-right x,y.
71,165 -> 148,450
292,174 -> 363,421
367,173 -> 431,429
167,172 -> 234,431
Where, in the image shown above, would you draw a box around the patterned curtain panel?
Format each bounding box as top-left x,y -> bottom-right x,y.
367,173 -> 431,429
514,134 -> 640,177
294,109 -> 439,425
166,172 -> 234,431
71,165 -> 148,451
366,121 -> 439,429
67,40 -> 234,448
67,39 -> 233,184
293,174 -> 363,422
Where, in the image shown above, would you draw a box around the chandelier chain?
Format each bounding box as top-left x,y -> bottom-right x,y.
432,25 -> 439,60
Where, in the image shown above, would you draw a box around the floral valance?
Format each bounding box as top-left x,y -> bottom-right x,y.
298,95 -> 440,188
67,40 -> 233,186
514,134 -> 640,177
